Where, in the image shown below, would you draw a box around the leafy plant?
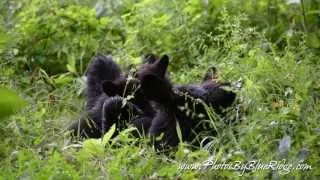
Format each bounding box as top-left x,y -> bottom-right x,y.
0,0 -> 319,179
14,0 -> 122,75
0,87 -> 27,119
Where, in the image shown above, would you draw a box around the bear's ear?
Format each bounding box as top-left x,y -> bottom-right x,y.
153,54 -> 169,77
203,66 -> 217,82
141,74 -> 172,101
102,80 -> 121,96
143,54 -> 157,64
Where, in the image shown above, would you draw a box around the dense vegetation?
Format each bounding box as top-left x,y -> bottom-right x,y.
0,0 -> 319,179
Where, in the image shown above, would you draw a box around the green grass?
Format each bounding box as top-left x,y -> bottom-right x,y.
0,0 -> 320,179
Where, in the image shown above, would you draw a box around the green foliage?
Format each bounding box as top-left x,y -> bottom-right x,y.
0,87 -> 27,119
0,0 -> 319,179
13,0 -> 123,75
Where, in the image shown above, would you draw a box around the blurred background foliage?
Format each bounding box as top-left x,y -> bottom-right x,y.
1,0 -> 319,75
0,0 -> 319,179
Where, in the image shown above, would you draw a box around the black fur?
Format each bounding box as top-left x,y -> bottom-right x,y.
137,55 -> 236,148
69,53 -> 236,149
69,55 -> 155,139
86,55 -> 121,110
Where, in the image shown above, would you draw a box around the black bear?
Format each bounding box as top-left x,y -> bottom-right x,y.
137,55 -> 236,148
69,55 -> 155,139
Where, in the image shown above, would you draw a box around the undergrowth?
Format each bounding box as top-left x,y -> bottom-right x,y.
0,0 -> 319,179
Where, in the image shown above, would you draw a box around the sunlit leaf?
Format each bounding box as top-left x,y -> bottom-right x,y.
176,121 -> 183,143
102,124 -> 116,145
0,87 -> 27,119
82,138 -> 104,157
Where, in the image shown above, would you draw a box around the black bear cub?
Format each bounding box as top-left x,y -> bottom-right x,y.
69,55 -> 155,139
137,55 -> 236,148
69,54 -> 236,150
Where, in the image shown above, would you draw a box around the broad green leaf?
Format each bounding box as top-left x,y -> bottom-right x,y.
0,87 -> 27,119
